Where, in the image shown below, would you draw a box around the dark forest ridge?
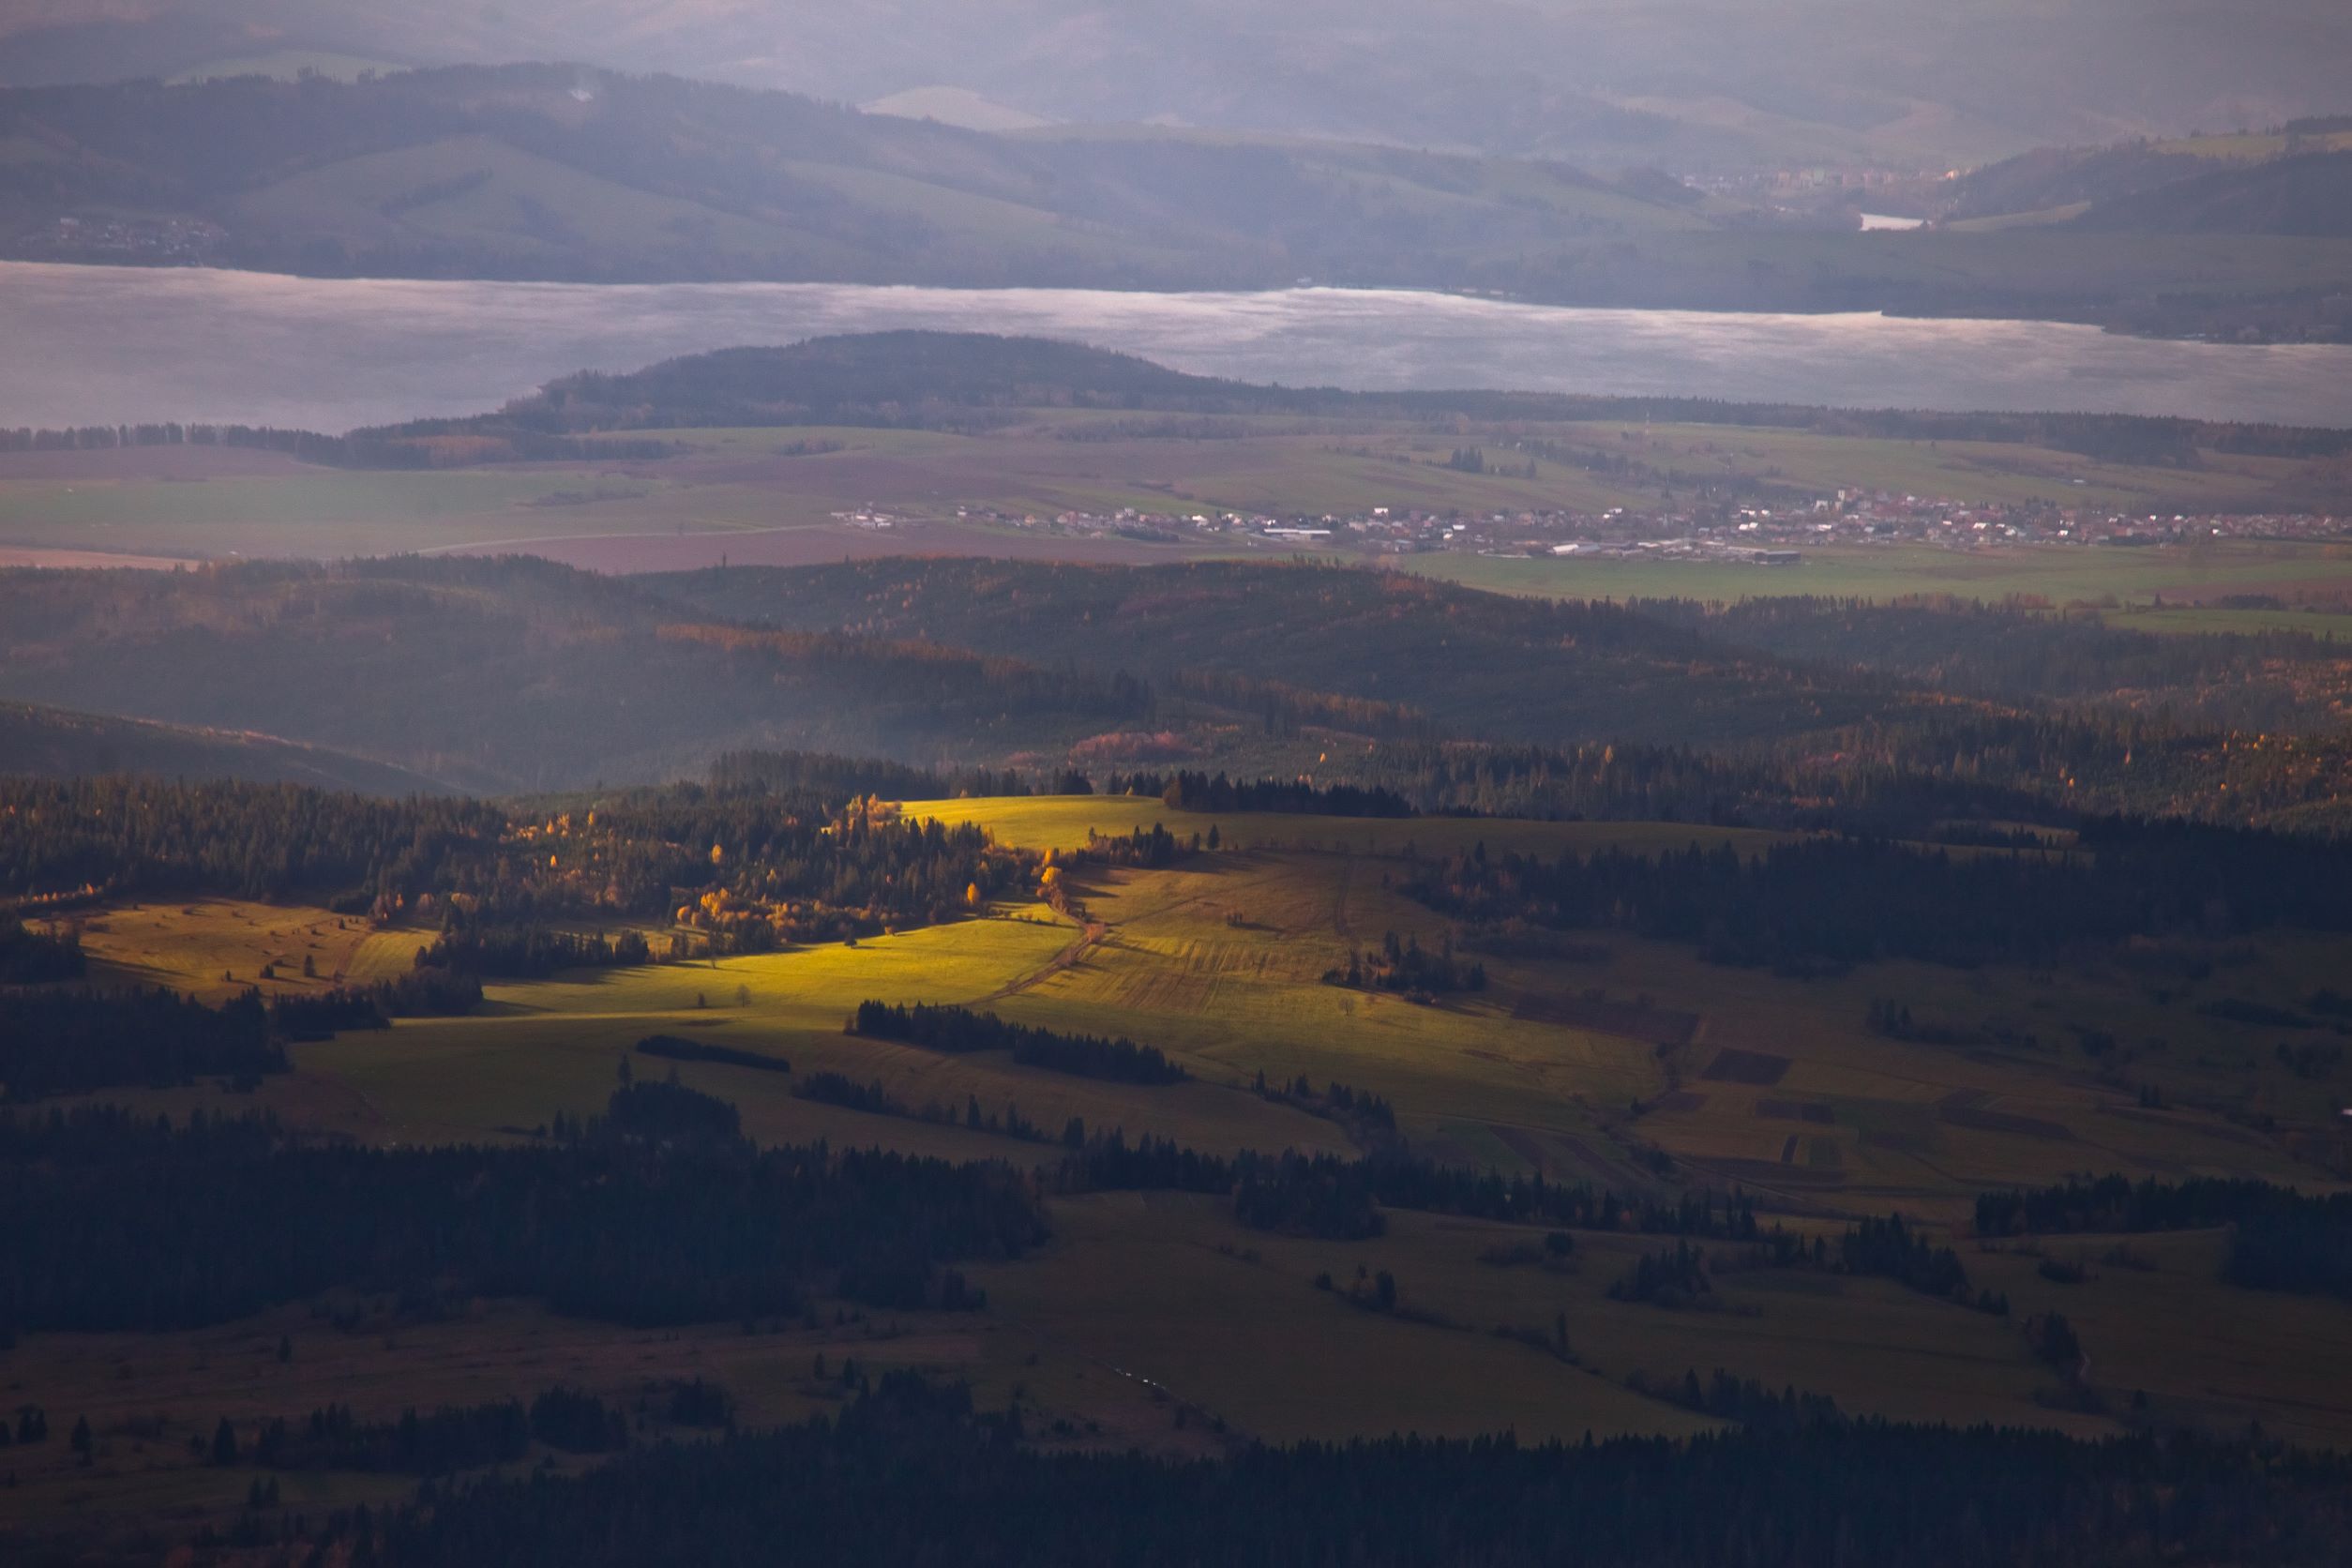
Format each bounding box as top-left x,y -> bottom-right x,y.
6,553 -> 2350,831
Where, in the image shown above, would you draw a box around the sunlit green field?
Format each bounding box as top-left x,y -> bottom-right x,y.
896,795 -> 1782,859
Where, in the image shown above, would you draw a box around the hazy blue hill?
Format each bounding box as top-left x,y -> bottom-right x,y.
0,558 -> 1159,791
5,1 -> 2349,172
1944,144 -> 2212,222
470,334 -> 1253,433
2073,152 -> 2352,237
0,700 -> 450,794
0,66 -> 1700,290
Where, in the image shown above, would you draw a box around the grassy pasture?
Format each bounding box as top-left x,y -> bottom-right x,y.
6,409 -> 2347,582
0,1289 -> 1215,1549
1410,538 -> 2352,615
65,822 -> 2346,1208
279,907 -> 1356,1159
75,897 -> 419,1003
24,819 -> 2352,1488
975,1191 -> 1716,1444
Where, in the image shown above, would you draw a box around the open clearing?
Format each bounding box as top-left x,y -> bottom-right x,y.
6,414 -> 2346,604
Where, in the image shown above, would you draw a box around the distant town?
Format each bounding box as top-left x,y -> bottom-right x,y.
887,490 -> 2352,566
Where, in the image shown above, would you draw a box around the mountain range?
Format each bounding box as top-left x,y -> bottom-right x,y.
3,1 -> 2348,173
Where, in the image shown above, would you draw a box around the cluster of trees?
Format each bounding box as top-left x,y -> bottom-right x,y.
1608,1240 -> 1714,1305
1055,1131 -> 1768,1240
0,776 -> 506,905
590,1072 -> 746,1151
0,1098 -> 1045,1334
1633,1369 -> 1845,1433
1251,1073 -> 1398,1143
1234,1154 -> 1385,1240
1977,1175 -> 2352,1299
794,1073 -> 905,1118
235,1387 -> 640,1475
851,1002 -> 1188,1085
0,776 -> 1040,960
634,1034 -> 791,1076
1078,822 -> 1193,870
0,918 -> 82,983
706,749 -> 1036,802
0,987 -> 283,1100
333,1373 -> 2352,1567
1404,825 -> 2352,973
575,791 -> 1037,947
266,970 -> 483,1039
1323,930 -> 1486,997
1841,1214 -> 2002,1311
0,960 -> 484,1102
249,1401 -> 531,1476
416,926 -> 654,979
793,1074 -> 1060,1145
1100,770 -> 1415,819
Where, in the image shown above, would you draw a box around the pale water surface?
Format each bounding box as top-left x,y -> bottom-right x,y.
6,262 -> 2351,430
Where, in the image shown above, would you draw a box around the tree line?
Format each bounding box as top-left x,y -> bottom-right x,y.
341,1371 -> 2352,1567
0,775 -> 1038,952
0,1097 -> 1044,1336
0,916 -> 82,983
1977,1174 -> 2352,1300
1101,769 -> 1416,819
1403,826 -> 2352,973
0,987 -> 283,1100
852,1002 -> 1188,1085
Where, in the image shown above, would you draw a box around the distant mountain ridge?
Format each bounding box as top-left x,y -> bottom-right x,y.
0,65 -> 1703,292
4,0 -> 2349,173
5,67 -> 2347,339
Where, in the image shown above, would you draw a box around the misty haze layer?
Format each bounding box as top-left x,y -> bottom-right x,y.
4,262 -> 2349,431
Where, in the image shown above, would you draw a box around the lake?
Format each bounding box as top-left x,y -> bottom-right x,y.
6,261 -> 2352,430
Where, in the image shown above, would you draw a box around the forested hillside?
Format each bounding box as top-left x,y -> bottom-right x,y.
6,554 -> 2349,829
0,701 -> 446,792
0,557 -> 1153,791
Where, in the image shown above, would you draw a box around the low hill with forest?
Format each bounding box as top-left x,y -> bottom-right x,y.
5,552 -> 2351,830
2072,151 -> 2352,237
0,700 -> 448,792
0,557 -> 1156,792
340,331 -> 2352,465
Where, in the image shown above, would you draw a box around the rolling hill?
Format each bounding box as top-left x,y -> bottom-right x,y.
0,65 -> 1707,291
0,556 -> 1163,791
2072,151 -> 2352,236
0,699 -> 449,792
4,68 -> 2347,338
